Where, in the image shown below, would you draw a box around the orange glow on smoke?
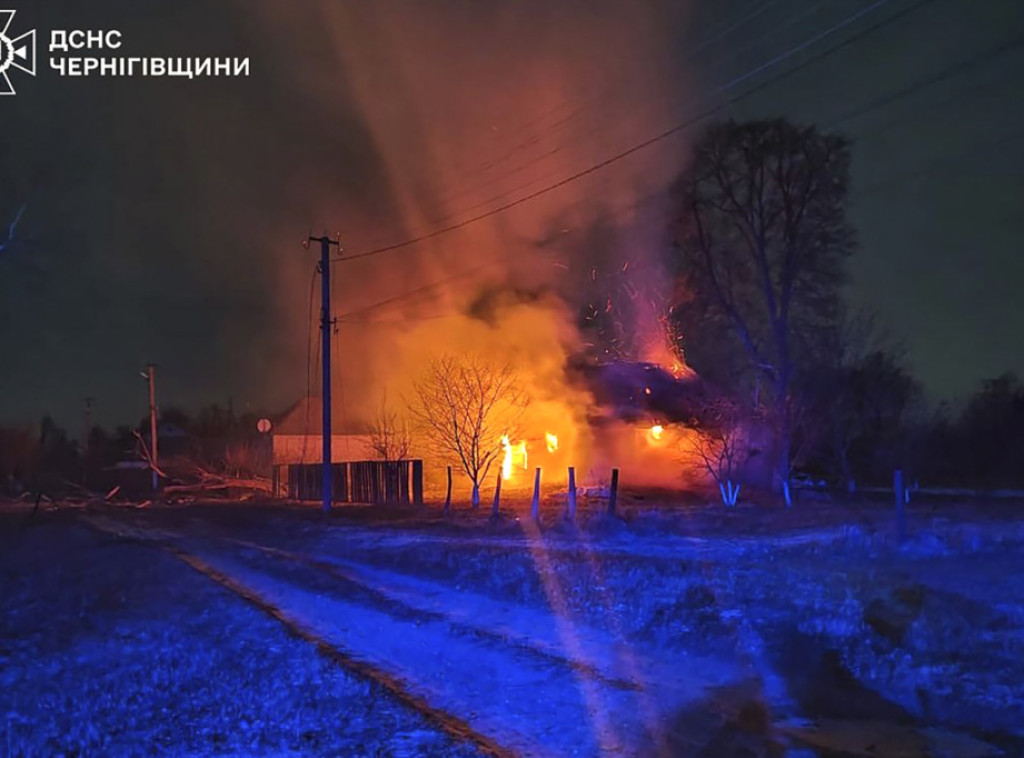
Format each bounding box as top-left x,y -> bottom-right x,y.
261,1 -> 704,503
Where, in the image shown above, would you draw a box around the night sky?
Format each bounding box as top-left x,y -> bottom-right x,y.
1,0 -> 1022,430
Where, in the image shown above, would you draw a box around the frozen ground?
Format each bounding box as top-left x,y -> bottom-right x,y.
3,497 -> 1024,756
0,514 -> 483,757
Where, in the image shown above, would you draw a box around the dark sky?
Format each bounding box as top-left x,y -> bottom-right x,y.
1,0 -> 1022,430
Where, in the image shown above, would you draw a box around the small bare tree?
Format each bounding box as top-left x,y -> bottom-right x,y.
684,396 -> 746,506
368,391 -> 412,461
409,355 -> 527,508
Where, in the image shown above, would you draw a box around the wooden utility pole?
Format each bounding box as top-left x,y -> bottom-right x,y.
308,233 -> 340,513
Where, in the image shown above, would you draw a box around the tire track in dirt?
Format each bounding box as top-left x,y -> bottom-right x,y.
84,514 -> 769,756
220,536 -> 647,693
177,535 -> 666,755
81,515 -> 517,758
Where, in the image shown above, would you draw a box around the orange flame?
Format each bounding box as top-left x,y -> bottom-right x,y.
502,435 -> 529,481
501,435 -> 512,480
546,432 -> 559,453
650,424 -> 664,441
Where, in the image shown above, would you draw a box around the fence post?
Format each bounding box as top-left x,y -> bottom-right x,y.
567,467 -> 577,523
894,469 -> 906,542
444,466 -> 452,517
412,460 -> 424,507
531,467 -> 541,522
608,468 -> 619,517
492,473 -> 503,518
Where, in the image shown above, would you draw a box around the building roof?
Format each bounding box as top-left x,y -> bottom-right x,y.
274,396 -> 372,437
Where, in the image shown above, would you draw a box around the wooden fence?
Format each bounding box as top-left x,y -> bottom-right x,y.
274,460 -> 423,506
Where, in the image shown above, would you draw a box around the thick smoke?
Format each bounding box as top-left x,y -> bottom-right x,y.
241,0 -> 696,488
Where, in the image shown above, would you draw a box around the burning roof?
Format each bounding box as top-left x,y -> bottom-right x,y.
570,360 -> 712,427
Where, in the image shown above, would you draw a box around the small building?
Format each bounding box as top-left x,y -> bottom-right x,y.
271,396 -> 376,466
271,396 -> 425,505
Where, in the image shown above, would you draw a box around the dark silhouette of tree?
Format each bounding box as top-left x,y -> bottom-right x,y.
805,352 -> 920,488
794,309 -> 920,488
670,119 -> 855,489
957,374 -> 1024,488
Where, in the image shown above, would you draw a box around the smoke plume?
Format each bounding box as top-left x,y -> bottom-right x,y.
238,0 -> 695,487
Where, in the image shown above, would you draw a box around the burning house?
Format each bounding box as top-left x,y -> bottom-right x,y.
272,350 -> 753,503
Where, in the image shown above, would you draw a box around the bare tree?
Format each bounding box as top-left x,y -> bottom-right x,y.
683,395 -> 747,506
368,391 -> 412,461
409,355 -> 528,508
672,119 -> 855,491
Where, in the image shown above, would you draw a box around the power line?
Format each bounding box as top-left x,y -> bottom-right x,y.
340,0 -> 932,264
428,0 -> 793,206
824,33 -> 1024,132
332,42 -> 1023,329
347,2 -> 875,252
434,0 -> 835,214
340,120 -> 1021,330
842,56 -> 1018,145
336,113 -> 1020,329
332,262 -> 497,321
439,0 -> 891,222
852,126 -> 1024,200
332,0 -> 1015,332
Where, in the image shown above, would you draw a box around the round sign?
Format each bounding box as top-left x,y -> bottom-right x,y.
257,418 -> 273,434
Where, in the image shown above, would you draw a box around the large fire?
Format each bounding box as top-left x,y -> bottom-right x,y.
263,1 -> 704,496
378,293 -> 709,495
